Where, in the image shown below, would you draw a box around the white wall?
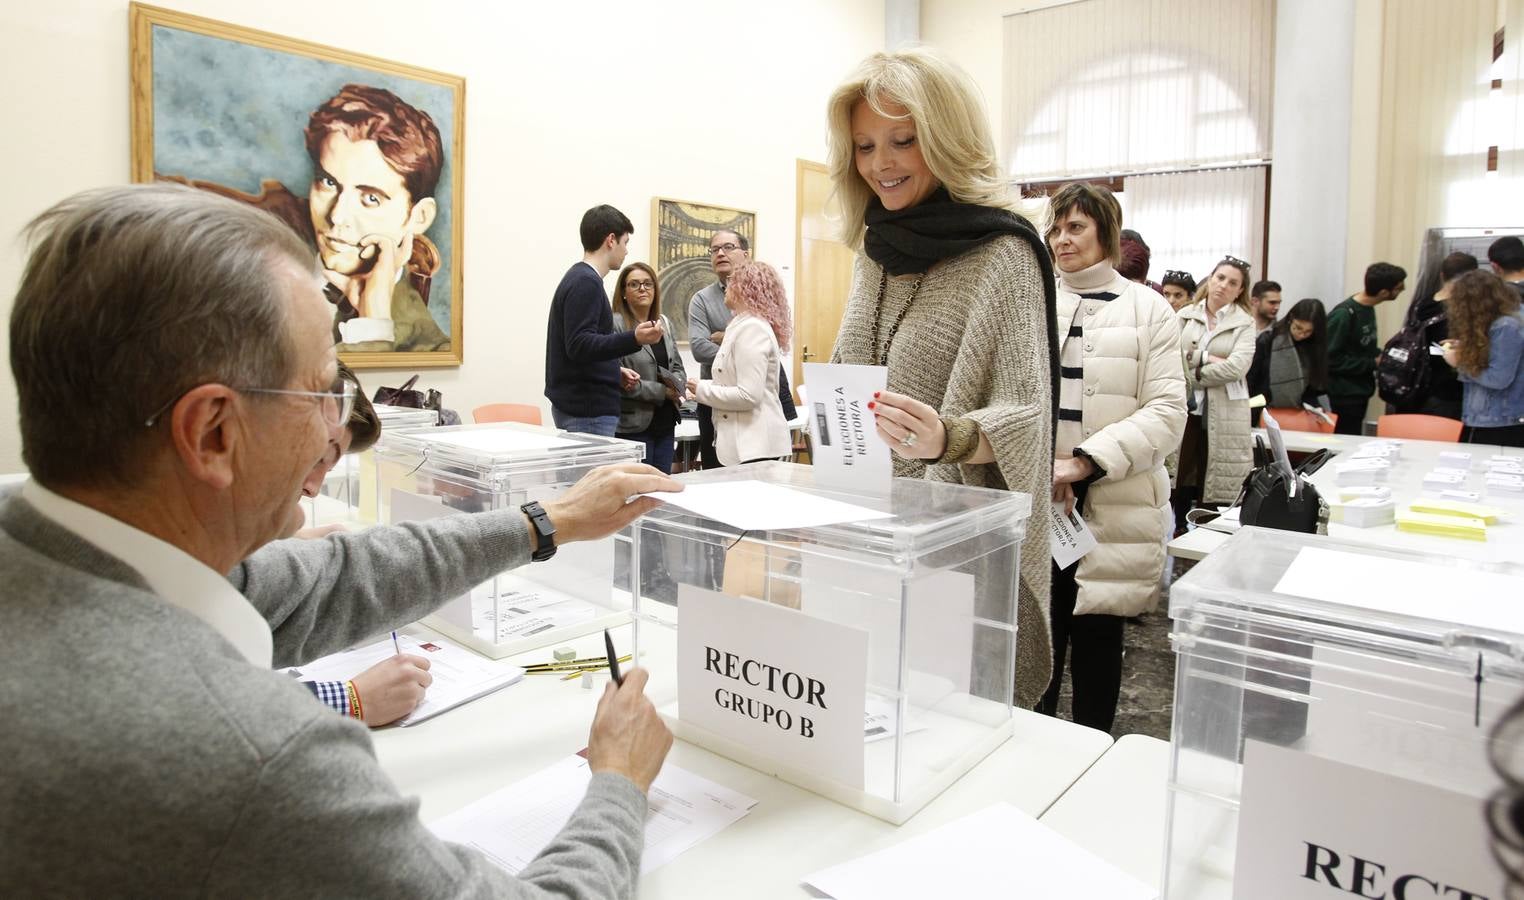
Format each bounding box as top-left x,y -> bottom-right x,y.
0,0 -> 884,474
1267,0 -> 1357,307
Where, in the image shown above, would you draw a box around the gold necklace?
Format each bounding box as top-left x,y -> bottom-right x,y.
873,271 -> 925,366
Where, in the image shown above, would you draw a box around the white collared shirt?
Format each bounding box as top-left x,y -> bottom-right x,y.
21,479 -> 274,666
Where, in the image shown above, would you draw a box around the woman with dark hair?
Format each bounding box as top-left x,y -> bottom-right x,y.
1247,298 -> 1330,420
1442,270 -> 1524,447
1160,270 -> 1198,312
1398,251 -> 1480,420
611,262 -> 685,474
1037,182 -> 1185,732
1173,256 -> 1257,509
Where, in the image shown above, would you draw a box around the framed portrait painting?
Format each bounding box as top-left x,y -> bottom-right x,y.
650,198 -> 756,347
129,3 -> 465,368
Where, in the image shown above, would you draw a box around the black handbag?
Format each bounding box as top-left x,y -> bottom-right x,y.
1237,439 -> 1330,534
372,375 -> 460,426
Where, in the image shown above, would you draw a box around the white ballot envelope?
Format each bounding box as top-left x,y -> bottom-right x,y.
1050,501 -> 1098,569
802,362 -> 892,493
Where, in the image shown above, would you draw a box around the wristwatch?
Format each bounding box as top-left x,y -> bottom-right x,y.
521,501 -> 557,562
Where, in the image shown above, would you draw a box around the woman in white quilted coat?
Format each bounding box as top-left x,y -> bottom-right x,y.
1174,258 -> 1257,509
1035,183 -> 1186,733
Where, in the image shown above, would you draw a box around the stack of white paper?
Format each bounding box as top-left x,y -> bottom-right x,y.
1335,458 -> 1390,486
801,802 -> 1155,900
431,754 -> 757,875
1337,486 -> 1392,503
1487,472 -> 1524,493
285,635 -> 523,726
1351,440 -> 1402,461
1331,497 -> 1395,528
1422,469 -> 1467,490
1437,450 -> 1473,469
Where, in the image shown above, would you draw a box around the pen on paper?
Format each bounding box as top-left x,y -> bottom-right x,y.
392,631 -> 401,655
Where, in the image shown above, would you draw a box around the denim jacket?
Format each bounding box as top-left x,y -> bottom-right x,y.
1459,313 -> 1524,428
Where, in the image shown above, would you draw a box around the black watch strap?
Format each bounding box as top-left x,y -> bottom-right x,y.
521,501 -> 557,561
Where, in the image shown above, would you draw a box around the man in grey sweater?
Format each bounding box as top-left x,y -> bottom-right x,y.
0,184 -> 680,897
688,230 -> 748,468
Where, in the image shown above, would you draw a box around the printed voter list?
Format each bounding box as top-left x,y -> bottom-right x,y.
803,363 -> 890,493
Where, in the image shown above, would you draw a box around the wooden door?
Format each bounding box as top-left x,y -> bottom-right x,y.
793,159 -> 857,395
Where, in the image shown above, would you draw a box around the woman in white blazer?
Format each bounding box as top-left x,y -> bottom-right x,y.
688,262 -> 793,466
1038,184 -> 1187,733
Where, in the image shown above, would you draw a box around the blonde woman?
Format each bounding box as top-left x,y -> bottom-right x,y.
1174,257 -> 1257,508
1038,183 -> 1185,733
687,262 -> 792,466
825,47 -> 1058,707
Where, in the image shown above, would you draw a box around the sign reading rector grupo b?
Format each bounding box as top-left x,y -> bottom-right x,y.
676,583 -> 868,788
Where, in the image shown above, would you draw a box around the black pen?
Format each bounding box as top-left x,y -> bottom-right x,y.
604,628 -> 623,686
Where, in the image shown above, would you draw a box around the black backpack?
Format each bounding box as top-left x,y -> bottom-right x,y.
1376,304 -> 1445,406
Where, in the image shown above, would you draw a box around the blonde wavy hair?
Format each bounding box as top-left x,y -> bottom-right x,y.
1193,259 -> 1253,313
825,47 -> 1042,251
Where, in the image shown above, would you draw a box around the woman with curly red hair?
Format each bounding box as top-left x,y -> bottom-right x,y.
687,261 -> 793,465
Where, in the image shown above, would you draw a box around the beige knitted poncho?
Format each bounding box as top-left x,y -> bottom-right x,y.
831,235 -> 1055,708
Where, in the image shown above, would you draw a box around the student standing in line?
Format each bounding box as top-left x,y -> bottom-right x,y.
545,205 -> 663,436
1326,262 -> 1407,435
1036,183 -> 1185,734
1160,270 -> 1198,313
1248,280 -> 1283,334
687,262 -> 792,466
1247,298 -> 1330,421
1394,251 -> 1478,421
1173,257 -> 1257,509
1442,270 -> 1524,447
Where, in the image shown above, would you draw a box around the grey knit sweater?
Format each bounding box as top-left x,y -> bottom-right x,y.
0,488 -> 646,898
831,235 -> 1055,708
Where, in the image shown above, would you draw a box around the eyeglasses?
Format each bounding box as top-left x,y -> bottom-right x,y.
144,379 -> 358,429
708,243 -> 741,256
1221,255 -> 1251,270
625,280 -> 655,293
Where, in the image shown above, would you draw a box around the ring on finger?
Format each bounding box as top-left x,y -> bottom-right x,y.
899,432 -> 917,448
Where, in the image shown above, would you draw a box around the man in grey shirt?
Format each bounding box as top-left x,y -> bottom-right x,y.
0,184 -> 680,898
688,229 -> 749,468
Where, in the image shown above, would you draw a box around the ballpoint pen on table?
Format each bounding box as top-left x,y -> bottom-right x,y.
556,655 -> 632,680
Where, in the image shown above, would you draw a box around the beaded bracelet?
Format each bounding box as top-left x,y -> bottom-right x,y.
935,416 -> 981,465
344,680 -> 364,721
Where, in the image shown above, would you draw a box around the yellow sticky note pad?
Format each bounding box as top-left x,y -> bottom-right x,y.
1395,509 -> 1488,541
1407,499 -> 1505,525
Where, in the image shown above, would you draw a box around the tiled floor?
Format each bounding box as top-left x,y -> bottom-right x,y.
1045,558 -> 1191,741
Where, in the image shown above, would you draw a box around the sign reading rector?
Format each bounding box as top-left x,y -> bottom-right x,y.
1233,740 -> 1504,899
676,583 -> 869,788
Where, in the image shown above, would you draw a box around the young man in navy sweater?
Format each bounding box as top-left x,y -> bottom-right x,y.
545,205 -> 663,435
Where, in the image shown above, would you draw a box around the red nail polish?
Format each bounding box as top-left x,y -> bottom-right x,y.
873,391 -> 881,398
867,401 -> 875,409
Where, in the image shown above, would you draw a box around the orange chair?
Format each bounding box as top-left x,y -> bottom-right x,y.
1263,407 -> 1338,434
1376,413 -> 1463,442
472,403 -> 543,426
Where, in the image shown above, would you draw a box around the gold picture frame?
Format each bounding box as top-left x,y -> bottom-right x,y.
130,3 -> 466,368
649,197 -> 757,347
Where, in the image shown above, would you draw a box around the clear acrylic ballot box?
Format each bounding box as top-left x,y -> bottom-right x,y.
626,462 -> 1031,824
375,422 -> 645,658
1164,528 -> 1524,898
354,403 -> 441,523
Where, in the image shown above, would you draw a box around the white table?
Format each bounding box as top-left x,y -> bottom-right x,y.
374,625 -> 1114,898
1039,734 -> 1171,891
1169,435 -> 1524,567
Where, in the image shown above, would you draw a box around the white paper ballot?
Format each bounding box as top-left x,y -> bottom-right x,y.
1050,502 -> 1098,568
802,363 -> 892,493
415,427 -> 583,454
1272,546 -> 1524,634
285,635 -> 523,726
430,753 -> 757,875
646,480 -> 892,531
802,802 -> 1156,900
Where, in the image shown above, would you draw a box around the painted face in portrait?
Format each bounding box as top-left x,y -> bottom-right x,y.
308,131 -> 437,278
851,99 -> 940,212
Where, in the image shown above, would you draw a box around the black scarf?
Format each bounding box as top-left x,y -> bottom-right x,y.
863,188 -> 1060,450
